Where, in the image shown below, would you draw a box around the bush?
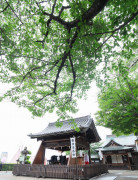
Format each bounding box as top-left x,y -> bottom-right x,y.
0,164 -> 15,171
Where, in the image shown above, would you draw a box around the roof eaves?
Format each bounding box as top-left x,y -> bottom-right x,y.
103,139 -> 122,147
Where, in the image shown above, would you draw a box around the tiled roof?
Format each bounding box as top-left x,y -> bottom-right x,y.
97,146 -> 133,152
29,115 -> 100,142
102,134 -> 137,147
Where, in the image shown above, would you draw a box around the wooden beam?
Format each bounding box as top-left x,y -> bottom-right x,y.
44,138 -> 70,143
43,141 -> 70,148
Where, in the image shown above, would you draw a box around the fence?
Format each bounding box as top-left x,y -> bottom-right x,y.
13,164 -> 108,180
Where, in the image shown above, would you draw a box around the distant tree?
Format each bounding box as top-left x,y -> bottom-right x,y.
90,142 -> 103,154
0,0 -> 137,120
96,57 -> 138,135
65,142 -> 103,155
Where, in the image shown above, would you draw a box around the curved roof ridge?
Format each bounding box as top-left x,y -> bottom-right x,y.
29,115 -> 100,143
103,134 -> 137,147
29,115 -> 90,136
97,146 -> 133,152
103,139 -> 122,147
48,115 -> 91,125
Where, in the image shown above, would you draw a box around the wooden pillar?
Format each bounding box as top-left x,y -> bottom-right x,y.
33,141 -> 45,164
88,145 -> 91,164
41,143 -> 45,165
127,153 -> 131,170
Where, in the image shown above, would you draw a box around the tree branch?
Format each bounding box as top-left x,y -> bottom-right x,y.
36,0 -> 57,44
5,0 -> 23,24
53,52 -> 69,94
69,53 -> 76,99
129,59 -> 138,69
43,0 -> 109,29
0,4 -> 9,13
33,27 -> 79,104
59,6 -> 70,17
53,27 -> 79,94
34,92 -> 54,104
21,66 -> 45,85
95,11 -> 138,52
45,60 -> 59,75
44,0 -> 57,38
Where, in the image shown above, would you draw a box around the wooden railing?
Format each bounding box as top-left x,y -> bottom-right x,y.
13,164 -> 108,179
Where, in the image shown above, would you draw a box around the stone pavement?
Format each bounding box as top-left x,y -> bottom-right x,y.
0,171 -> 62,180
90,170 -> 138,180
0,170 -> 138,180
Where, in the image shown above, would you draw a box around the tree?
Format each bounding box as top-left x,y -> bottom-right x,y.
90,142 -> 103,154
0,0 -> 137,120
96,57 -> 138,135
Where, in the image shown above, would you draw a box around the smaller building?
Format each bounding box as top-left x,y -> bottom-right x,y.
97,134 -> 138,170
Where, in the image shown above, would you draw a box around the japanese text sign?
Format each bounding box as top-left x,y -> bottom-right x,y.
70,137 -> 76,158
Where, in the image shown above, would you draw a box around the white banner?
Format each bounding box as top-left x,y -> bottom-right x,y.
128,152 -> 132,157
70,137 -> 76,158
98,149 -> 103,160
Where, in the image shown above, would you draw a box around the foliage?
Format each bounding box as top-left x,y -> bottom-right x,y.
0,164 -> 15,171
96,58 -> 138,135
65,151 -> 70,156
81,142 -> 103,154
0,0 -> 137,121
90,142 -> 103,154
25,156 -> 31,164
65,142 -> 103,155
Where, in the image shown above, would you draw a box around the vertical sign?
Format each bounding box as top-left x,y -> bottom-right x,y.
98,149 -> 103,160
70,137 -> 76,158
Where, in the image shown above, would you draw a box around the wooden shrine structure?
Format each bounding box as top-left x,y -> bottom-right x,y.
13,115 -> 108,179
96,134 -> 138,170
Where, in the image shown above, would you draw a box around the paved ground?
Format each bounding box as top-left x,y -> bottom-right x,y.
0,170 -> 138,180
90,170 -> 138,180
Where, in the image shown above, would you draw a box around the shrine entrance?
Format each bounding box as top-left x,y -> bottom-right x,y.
13,115 -> 108,179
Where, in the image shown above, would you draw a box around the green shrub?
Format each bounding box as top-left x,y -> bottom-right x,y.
0,164 -> 15,171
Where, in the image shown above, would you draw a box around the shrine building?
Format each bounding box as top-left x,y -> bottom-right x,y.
12,115 -> 108,179
96,134 -> 138,170
29,115 -> 101,165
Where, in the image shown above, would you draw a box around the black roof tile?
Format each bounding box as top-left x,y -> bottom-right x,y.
29,115 -> 100,142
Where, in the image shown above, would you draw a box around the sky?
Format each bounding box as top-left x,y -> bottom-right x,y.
0,82 -> 111,162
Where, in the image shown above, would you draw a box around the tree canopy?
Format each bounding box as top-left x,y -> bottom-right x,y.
96,54 -> 138,135
0,0 -> 137,120
96,79 -> 138,135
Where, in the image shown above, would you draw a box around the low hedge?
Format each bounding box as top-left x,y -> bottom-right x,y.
0,164 -> 15,171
